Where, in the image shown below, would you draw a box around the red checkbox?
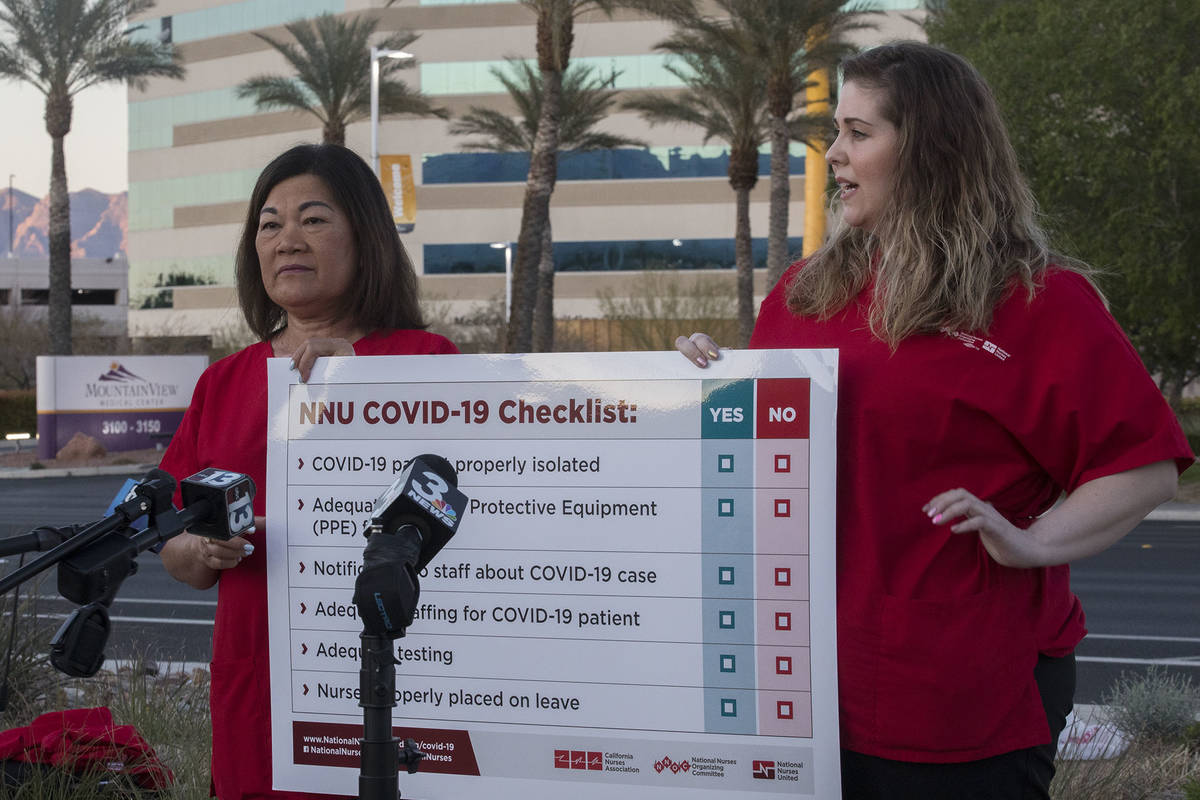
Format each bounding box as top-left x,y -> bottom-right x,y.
776,656 -> 792,675
775,612 -> 791,631
775,567 -> 791,586
777,701 -> 794,720
775,454 -> 791,473
774,499 -> 791,517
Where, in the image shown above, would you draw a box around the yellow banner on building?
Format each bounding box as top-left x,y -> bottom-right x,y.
379,154 -> 416,233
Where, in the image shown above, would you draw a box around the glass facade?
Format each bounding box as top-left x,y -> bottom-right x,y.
129,88 -> 264,151
422,54 -> 684,96
424,144 -> 807,184
129,168 -> 261,231
136,0 -> 345,44
424,237 -> 805,275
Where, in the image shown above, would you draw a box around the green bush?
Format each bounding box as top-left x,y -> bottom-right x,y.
0,390 -> 36,435
1104,666 -> 1200,744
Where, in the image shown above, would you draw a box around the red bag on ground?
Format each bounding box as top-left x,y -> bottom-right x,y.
0,706 -> 173,791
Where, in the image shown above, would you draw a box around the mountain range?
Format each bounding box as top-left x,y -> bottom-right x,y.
2,187 -> 127,259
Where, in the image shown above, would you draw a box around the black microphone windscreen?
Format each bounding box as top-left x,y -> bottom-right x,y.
414,453 -> 458,488
368,455 -> 468,573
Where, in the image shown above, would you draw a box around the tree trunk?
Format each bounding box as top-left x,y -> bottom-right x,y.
766,112 -> 792,291
532,216 -> 555,352
506,67 -> 563,353
46,93 -> 74,356
735,186 -> 754,348
324,118 -> 346,146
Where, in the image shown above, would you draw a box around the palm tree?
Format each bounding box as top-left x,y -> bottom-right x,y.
236,13 -> 445,146
0,0 -> 183,355
505,0 -> 692,353
623,23 -> 768,346
450,59 -> 645,352
676,1 -> 872,290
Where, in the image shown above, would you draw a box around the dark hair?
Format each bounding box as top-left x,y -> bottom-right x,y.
235,143 -> 426,340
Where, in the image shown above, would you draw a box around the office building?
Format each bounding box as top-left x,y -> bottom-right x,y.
126,0 -> 925,342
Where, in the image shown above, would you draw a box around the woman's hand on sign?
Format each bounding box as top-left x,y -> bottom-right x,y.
676,332 -> 722,368
290,337 -> 355,383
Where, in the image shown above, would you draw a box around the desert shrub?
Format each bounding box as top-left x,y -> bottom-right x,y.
0,391 -> 35,434
1104,666 -> 1200,744
596,271 -> 738,352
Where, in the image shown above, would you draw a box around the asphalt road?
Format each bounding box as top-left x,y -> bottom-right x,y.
1,473 -> 1197,704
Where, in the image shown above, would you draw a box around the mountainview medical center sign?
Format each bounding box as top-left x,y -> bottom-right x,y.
36,355 -> 207,459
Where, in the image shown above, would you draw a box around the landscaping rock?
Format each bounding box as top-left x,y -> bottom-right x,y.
55,432 -> 107,463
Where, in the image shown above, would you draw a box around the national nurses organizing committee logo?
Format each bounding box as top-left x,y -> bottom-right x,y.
654,756 -> 690,775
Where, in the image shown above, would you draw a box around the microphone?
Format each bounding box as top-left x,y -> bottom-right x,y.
352,455 -> 467,638
49,467 -> 256,677
177,468 -> 257,540
56,468 -> 255,605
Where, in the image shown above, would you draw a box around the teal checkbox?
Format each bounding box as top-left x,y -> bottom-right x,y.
718,454 -> 734,472
719,610 -> 735,629
721,699 -> 737,717
718,498 -> 734,517
718,566 -> 735,585
720,654 -> 736,673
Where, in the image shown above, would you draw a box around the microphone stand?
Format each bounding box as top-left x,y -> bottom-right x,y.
0,478 -> 193,676
358,631 -> 423,800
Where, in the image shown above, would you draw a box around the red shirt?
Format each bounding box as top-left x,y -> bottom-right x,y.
751,265 -> 1192,762
160,330 -> 458,799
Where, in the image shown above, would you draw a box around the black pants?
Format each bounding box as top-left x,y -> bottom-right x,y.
840,653 -> 1076,800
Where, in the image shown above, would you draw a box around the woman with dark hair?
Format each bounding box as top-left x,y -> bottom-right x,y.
679,42 -> 1191,798
159,143 -> 458,799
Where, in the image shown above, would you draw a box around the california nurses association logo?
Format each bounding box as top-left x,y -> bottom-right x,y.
553,750 -> 601,771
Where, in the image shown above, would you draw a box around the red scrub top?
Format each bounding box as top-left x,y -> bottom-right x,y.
160,329 -> 458,799
751,265 -> 1192,762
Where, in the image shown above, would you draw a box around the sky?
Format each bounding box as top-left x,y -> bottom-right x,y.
0,80 -> 129,198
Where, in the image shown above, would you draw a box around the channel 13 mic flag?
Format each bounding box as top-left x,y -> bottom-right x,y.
379,154 -> 416,233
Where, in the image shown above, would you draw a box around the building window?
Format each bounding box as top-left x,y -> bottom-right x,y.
422,146 -> 806,185
0,289 -> 10,305
72,289 -> 119,305
18,289 -> 118,306
423,237 -> 804,275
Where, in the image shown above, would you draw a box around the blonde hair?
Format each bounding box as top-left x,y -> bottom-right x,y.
788,42 -> 1094,344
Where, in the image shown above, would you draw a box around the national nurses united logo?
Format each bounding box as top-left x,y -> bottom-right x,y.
98,362 -> 147,383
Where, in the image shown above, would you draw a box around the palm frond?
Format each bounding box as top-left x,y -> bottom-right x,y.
236,75 -> 322,119
241,12 -> 442,139
449,107 -> 531,152
450,58 -> 644,155
0,0 -> 184,97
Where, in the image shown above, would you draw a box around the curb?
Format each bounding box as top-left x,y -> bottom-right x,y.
0,463 -> 160,480
1145,504 -> 1200,522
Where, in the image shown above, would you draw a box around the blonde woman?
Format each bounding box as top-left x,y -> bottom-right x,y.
679,42 -> 1191,798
